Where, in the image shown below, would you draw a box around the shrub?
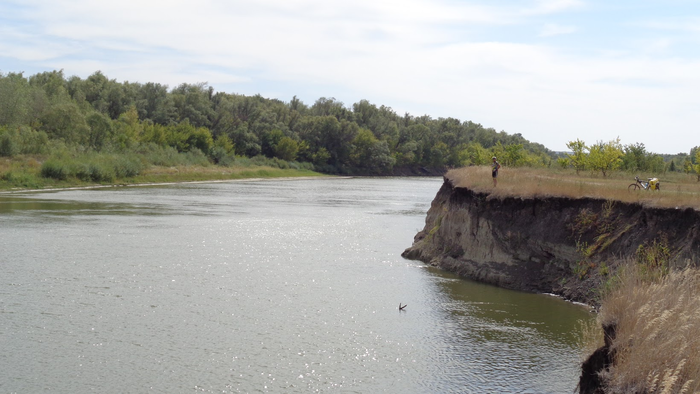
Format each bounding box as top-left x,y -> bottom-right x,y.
41,159 -> 69,180
72,162 -> 92,181
183,148 -> 209,166
210,146 -> 237,167
112,156 -> 142,178
0,132 -> 19,157
635,235 -> 671,281
1,171 -> 41,188
88,162 -> 114,182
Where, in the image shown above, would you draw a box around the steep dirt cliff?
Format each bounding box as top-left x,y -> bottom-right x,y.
402,177 -> 700,305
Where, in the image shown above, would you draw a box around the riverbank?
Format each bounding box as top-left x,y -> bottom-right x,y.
402,174 -> 700,305
0,157 -> 325,192
579,264 -> 700,393
402,167 -> 700,393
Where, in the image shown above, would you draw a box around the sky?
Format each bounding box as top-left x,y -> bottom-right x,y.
1,0 -> 699,155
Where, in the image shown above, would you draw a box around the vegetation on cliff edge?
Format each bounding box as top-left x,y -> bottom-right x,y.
446,166 -> 700,210
582,258 -> 700,393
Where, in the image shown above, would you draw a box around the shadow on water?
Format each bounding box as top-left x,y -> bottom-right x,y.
417,266 -> 593,393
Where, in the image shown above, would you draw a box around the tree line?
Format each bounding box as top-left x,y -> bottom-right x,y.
2,70 -> 697,179
0,70 -> 555,176
559,138 -> 700,178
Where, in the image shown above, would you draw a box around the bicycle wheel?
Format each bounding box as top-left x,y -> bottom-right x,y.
628,183 -> 640,192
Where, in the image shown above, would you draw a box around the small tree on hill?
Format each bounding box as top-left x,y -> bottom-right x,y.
587,138 -> 623,177
566,139 -> 587,174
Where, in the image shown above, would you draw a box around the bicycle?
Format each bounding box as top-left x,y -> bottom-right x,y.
628,176 -> 660,192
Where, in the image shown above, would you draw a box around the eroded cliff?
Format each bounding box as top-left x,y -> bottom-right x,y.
402,177 -> 700,305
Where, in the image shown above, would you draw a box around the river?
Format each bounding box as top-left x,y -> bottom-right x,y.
0,177 -> 593,393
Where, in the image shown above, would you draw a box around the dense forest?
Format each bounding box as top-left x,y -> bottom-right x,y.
0,70 -> 557,176
0,70 -> 696,182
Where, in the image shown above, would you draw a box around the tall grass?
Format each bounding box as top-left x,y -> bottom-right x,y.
595,263 -> 700,393
446,166 -> 700,210
40,153 -> 144,182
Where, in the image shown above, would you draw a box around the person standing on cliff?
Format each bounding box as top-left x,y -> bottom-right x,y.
492,156 -> 501,186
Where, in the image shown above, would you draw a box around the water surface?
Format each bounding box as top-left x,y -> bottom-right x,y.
0,177 -> 593,393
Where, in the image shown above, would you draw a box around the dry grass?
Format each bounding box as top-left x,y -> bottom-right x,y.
0,155 -> 42,173
596,264 -> 700,393
446,166 -> 700,210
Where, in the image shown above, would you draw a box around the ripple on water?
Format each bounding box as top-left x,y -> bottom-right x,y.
0,178 -> 592,393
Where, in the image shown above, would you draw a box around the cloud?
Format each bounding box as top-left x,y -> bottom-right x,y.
637,16 -> 700,33
523,0 -> 585,15
2,0 -> 700,153
538,23 -> 577,37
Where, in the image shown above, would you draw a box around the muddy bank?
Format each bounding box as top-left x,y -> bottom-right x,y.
402,176 -> 700,305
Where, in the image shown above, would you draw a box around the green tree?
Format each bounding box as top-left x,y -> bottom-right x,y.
274,136 -> 298,161
503,143 -> 524,167
490,141 -> 506,163
136,82 -> 176,124
587,138 -> 623,177
647,155 -> 665,174
429,141 -> 450,167
113,106 -> 142,149
622,142 -> 649,172
0,72 -> 31,126
566,139 -> 588,174
214,133 -> 234,153
557,157 -> 570,169
186,126 -> 214,154
465,142 -> 490,165
394,141 -> 419,166
350,128 -> 395,173
171,82 -> 215,128
39,102 -> 90,145
0,127 -> 19,157
261,129 -> 285,157
142,122 -> 169,146
85,112 -> 113,150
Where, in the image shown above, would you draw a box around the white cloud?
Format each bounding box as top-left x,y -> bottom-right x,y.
3,0 -> 700,154
638,16 -> 700,33
539,23 -> 577,37
522,0 -> 585,15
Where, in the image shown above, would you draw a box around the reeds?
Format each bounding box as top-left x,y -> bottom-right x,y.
446,166 -> 700,210
40,153 -> 143,182
595,264 -> 700,393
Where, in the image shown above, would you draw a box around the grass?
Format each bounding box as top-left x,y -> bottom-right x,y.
0,154 -> 324,191
446,166 -> 700,210
594,263 -> 700,393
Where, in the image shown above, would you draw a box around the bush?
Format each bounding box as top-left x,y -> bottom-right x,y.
0,132 -> 19,157
72,162 -> 92,181
88,162 -> 114,182
1,171 -> 41,188
41,159 -> 69,180
112,155 -> 142,178
183,148 -> 209,166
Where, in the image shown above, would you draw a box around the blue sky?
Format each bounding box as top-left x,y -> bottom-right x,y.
1,0 -> 699,154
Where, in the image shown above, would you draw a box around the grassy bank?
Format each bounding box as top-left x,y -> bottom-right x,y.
0,154 -> 324,191
443,166 -> 700,392
447,166 -> 700,210
582,261 -> 700,393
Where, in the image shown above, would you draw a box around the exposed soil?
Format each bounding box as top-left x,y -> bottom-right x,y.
402,176 -> 700,306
